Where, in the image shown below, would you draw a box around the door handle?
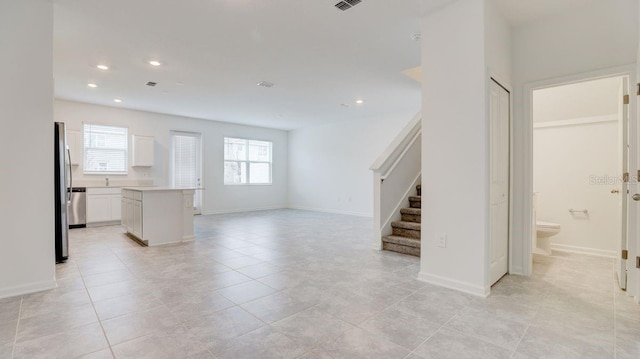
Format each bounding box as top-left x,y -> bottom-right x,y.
633,194 -> 640,201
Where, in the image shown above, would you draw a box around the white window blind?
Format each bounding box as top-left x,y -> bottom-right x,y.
224,137 -> 272,185
172,134 -> 198,188
83,124 -> 128,174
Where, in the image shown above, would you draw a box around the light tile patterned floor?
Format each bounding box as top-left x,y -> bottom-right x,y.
0,209 -> 639,358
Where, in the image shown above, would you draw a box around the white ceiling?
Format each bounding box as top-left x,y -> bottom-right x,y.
53,0 -> 423,130
52,0 -> 600,130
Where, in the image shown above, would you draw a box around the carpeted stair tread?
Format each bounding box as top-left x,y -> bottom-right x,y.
400,208 -> 421,215
383,242 -> 420,256
382,235 -> 420,248
391,221 -> 421,231
409,195 -> 421,209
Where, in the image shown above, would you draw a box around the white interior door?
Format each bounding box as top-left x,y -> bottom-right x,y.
618,76 -> 629,291
171,131 -> 202,214
490,79 -> 510,285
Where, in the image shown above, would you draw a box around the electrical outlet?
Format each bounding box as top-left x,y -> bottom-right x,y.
437,234 -> 447,248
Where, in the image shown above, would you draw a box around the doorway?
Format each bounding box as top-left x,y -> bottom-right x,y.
170,131 -> 203,214
531,75 -> 628,290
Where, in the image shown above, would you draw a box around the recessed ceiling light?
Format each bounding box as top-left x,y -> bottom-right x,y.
113,98 -> 123,103
148,60 -> 161,66
355,99 -> 364,104
87,83 -> 98,88
96,65 -> 109,70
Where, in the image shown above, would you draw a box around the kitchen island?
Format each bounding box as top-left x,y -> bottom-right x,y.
121,187 -> 195,246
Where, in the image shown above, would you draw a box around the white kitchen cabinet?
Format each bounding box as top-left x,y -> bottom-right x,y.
122,187 -> 194,246
87,187 -> 122,225
66,130 -> 81,166
131,135 -> 155,167
110,195 -> 122,220
121,197 -> 130,231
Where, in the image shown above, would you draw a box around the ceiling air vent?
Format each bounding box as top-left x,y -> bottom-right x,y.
146,81 -> 157,87
335,0 -> 362,11
257,81 -> 275,88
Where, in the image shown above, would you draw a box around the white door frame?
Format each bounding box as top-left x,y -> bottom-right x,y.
520,64 -> 638,301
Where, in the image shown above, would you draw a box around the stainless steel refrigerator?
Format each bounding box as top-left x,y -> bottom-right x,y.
54,122 -> 71,263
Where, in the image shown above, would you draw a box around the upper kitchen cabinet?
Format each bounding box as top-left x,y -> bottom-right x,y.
131,135 -> 155,167
66,130 -> 81,166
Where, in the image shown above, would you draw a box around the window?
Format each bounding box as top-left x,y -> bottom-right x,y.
224,137 -> 272,184
83,124 -> 128,174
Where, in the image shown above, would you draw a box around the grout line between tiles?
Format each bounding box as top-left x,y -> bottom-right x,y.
402,313 -> 460,359
10,296 -> 23,359
77,262 -> 117,359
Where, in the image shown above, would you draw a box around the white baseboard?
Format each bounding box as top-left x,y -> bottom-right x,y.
417,272 -> 490,298
0,279 -> 57,300
87,220 -> 121,228
550,243 -> 616,258
202,206 -> 372,218
287,206 -> 372,218
201,206 -> 287,215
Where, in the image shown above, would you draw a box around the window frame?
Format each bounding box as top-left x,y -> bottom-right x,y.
223,137 -> 273,186
82,123 -> 129,175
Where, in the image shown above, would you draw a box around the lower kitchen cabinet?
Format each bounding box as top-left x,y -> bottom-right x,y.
86,187 -> 122,226
122,187 -> 194,246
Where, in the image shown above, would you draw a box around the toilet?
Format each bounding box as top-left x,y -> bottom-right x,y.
532,193 -> 561,255
535,221 -> 561,255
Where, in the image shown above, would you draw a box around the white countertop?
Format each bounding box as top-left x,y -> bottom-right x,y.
122,186 -> 198,192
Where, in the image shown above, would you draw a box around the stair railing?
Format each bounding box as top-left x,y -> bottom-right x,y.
370,112 -> 422,250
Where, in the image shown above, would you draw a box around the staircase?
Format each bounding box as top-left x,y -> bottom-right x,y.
382,184 -> 421,257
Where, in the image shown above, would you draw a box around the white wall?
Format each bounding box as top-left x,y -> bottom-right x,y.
55,100 -> 289,214
534,118 -> 620,256
485,0 -> 512,85
533,77 -> 621,123
510,0 -> 639,275
287,111 -> 416,217
419,0 -> 490,296
0,0 -> 56,298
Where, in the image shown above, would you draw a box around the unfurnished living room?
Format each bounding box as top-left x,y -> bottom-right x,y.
2,0 -> 640,358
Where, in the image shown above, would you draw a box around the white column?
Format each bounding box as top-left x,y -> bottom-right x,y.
418,0 -> 490,296
0,0 -> 56,298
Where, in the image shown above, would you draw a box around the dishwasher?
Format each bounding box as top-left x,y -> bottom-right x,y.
68,187 -> 86,228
